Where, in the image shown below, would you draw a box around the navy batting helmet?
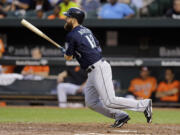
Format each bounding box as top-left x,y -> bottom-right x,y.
63,8 -> 85,24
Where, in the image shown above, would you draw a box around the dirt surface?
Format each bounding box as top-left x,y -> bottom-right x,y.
0,123 -> 180,135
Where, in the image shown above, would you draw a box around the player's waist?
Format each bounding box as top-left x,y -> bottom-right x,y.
86,59 -> 105,73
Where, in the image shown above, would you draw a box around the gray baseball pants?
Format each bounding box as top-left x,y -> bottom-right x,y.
85,60 -> 150,120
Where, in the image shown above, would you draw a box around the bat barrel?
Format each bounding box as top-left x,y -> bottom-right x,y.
21,19 -> 62,49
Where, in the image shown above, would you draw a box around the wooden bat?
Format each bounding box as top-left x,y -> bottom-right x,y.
21,19 -> 63,49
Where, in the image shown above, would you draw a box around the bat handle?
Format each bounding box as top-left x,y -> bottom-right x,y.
60,47 -> 66,55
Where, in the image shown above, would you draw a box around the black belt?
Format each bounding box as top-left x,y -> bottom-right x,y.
86,59 -> 105,73
86,65 -> 95,73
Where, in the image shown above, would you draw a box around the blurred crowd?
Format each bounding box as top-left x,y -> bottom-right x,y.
126,67 -> 180,104
0,0 -> 180,19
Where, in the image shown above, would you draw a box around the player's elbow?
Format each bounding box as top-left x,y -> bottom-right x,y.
64,55 -> 73,61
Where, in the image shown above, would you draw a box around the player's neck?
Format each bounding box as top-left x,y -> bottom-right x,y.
167,79 -> 173,83
72,23 -> 80,30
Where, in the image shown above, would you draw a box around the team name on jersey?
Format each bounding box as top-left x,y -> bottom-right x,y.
78,28 -> 91,35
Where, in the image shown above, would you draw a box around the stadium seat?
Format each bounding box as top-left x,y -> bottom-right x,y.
86,11 -> 97,19
147,0 -> 173,17
25,10 -> 37,19
148,1 -> 160,17
6,11 -> 17,18
159,0 -> 173,16
45,10 -> 54,17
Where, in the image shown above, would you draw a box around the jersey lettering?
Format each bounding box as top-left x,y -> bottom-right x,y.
85,34 -> 96,48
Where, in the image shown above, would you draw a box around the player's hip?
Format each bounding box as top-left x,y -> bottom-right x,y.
86,59 -> 110,74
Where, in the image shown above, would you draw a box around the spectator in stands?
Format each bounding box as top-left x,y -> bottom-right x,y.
57,66 -> 87,108
0,36 -> 15,73
31,0 -> 51,12
166,0 -> 180,19
59,0 -> 79,17
0,36 -> 5,58
32,0 -> 52,12
0,10 -> 6,18
36,9 -> 45,19
117,0 -> 155,17
21,48 -> 49,79
81,0 -> 100,18
0,0 -> 11,12
0,0 -> 10,18
119,0 -> 154,9
118,0 -> 131,4
81,0 -> 100,12
1,65 -> 15,73
98,0 -> 134,19
128,67 -> 157,99
48,6 -> 64,19
156,69 -> 180,102
48,0 -> 60,7
9,0 -> 33,17
11,0 -> 32,11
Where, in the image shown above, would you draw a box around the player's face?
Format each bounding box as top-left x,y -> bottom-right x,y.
54,7 -> 60,15
174,0 -> 180,12
165,69 -> 174,81
140,70 -> 149,79
63,0 -> 70,4
64,17 -> 74,31
109,0 -> 117,5
31,49 -> 42,59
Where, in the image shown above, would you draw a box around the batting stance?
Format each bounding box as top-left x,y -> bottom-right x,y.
62,8 -> 152,128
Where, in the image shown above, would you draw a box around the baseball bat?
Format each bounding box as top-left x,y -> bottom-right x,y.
21,19 -> 62,49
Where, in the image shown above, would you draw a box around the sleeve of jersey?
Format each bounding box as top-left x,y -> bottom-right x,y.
65,35 -> 75,56
157,82 -> 164,92
174,81 -> 180,88
128,79 -> 135,92
152,78 -> 157,92
123,4 -> 134,16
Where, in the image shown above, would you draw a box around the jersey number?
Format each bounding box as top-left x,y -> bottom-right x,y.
85,35 -> 96,48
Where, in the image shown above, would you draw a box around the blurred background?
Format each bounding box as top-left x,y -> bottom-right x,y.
0,0 -> 180,108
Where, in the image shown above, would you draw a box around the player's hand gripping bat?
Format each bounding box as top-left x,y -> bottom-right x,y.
21,19 -> 66,54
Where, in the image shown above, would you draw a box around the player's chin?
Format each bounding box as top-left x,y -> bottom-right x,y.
64,23 -> 67,29
64,23 -> 73,32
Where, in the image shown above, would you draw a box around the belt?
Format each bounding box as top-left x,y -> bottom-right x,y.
86,59 -> 105,73
86,65 -> 95,73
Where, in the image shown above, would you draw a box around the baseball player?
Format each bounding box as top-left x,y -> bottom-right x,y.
61,8 -> 152,128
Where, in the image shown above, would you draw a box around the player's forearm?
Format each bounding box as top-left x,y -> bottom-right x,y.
34,72 -> 49,77
10,4 -> 16,11
128,89 -> 138,97
156,92 -> 165,98
21,71 -> 28,75
165,88 -> 179,96
124,14 -> 134,19
3,6 -> 11,12
156,88 -> 179,98
59,71 -> 68,78
14,1 -> 29,9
